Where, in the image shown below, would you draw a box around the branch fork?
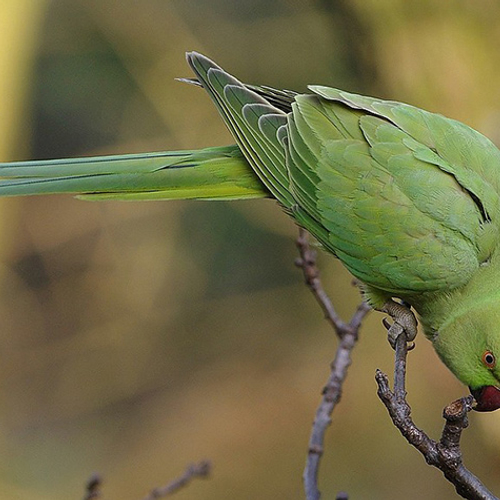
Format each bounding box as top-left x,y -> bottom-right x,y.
376,331 -> 496,500
297,228 -> 497,500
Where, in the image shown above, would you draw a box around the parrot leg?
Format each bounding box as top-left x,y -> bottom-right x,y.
380,300 -> 418,349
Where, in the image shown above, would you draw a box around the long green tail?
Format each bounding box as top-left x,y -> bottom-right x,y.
0,145 -> 268,201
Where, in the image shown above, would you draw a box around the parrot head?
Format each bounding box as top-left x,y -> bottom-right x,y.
431,300 -> 500,411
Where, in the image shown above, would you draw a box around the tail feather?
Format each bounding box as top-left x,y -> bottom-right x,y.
0,146 -> 268,201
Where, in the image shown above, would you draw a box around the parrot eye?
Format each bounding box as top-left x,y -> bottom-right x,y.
482,351 -> 496,369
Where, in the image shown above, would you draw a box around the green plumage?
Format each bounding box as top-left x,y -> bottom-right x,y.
2,52 -> 500,408
0,146 -> 266,201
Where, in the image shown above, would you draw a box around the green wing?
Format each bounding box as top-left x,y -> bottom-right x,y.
291,87 -> 500,294
187,53 -> 500,296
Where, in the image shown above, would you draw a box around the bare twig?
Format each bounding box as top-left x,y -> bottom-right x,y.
296,229 -> 356,337
80,461 -> 210,500
295,228 -> 370,500
83,473 -> 102,500
141,461 -> 211,500
376,334 -> 497,500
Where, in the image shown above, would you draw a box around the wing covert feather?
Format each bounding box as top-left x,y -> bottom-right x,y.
289,90 -> 500,293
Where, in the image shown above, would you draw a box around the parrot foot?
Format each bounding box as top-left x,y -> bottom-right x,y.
380,300 -> 418,349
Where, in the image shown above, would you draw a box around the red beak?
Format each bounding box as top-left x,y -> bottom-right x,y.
470,386 -> 500,412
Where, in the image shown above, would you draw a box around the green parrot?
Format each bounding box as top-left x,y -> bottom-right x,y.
0,52 -> 499,411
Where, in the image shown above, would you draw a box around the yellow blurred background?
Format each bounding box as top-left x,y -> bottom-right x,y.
1,1 -> 500,498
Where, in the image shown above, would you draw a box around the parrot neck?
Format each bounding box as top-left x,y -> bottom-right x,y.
413,254 -> 500,340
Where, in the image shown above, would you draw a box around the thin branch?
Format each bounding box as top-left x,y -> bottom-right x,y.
376,334 -> 497,500
296,228 -> 356,337
141,461 -> 211,500
295,228 -> 370,500
81,461 -> 210,500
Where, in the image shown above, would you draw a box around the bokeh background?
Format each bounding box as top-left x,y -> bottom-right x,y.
1,1 -> 500,499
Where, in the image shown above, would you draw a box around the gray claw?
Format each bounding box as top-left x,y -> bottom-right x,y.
381,300 -> 418,349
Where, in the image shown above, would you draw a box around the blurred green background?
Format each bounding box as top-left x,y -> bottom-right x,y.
1,1 -> 500,499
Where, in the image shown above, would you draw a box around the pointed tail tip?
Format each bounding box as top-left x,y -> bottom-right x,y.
186,51 -> 206,65
185,51 -> 221,73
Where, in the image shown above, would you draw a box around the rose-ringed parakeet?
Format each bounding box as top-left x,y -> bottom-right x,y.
0,52 -> 499,411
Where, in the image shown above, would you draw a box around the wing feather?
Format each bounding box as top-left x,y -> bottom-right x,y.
186,53 -> 500,295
